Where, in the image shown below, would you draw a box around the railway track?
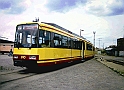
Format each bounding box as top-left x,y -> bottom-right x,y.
95,55 -> 124,66
0,67 -> 23,75
0,62 -> 81,85
0,68 -> 37,85
0,64 -> 71,85
106,59 -> 124,66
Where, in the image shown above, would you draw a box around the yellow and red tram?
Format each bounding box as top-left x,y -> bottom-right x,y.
13,22 -> 95,68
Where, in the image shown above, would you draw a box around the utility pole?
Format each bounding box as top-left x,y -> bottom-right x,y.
93,31 -> 96,56
98,38 -> 102,49
93,31 -> 96,48
123,26 -> 124,38
103,43 -> 104,49
80,29 -> 84,36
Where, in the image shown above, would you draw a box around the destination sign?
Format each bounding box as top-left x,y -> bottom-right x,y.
23,24 -> 38,30
17,24 -> 38,30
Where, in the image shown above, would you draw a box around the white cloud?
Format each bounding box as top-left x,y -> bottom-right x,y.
0,0 -> 124,48
0,0 -> 32,14
84,0 -> 124,16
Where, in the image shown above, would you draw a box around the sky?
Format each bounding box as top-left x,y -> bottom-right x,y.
0,0 -> 124,48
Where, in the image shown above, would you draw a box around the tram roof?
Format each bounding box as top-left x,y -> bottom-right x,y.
17,22 -> 93,45
41,22 -> 86,39
41,22 -> 93,44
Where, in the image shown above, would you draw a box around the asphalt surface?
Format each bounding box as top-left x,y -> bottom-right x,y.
0,55 -> 124,90
0,54 -> 21,73
96,54 -> 124,76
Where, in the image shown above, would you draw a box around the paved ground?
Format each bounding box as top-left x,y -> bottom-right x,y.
0,54 -> 22,73
0,55 -> 124,90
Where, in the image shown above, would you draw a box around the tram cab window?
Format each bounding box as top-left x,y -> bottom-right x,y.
27,35 -> 31,43
15,29 -> 38,48
39,30 -> 51,48
19,33 -> 22,43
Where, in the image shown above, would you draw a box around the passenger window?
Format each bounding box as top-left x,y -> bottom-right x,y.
68,38 -> 71,48
62,36 -> 68,48
54,33 -> 62,48
39,30 -> 51,48
87,44 -> 92,50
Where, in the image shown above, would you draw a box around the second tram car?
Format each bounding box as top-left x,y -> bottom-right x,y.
13,22 -> 95,68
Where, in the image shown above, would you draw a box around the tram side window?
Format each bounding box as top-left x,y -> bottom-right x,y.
62,36 -> 68,48
68,38 -> 73,49
75,40 -> 78,49
73,39 -> 81,50
87,44 -> 92,51
54,33 -> 62,48
79,41 -> 82,50
77,41 -> 81,50
72,39 -> 77,49
83,41 -> 85,50
73,39 -> 76,49
68,38 -> 71,49
39,30 -> 51,47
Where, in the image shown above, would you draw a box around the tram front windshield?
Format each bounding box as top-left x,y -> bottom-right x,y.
14,24 -> 39,48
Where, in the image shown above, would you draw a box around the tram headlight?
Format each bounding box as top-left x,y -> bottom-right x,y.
29,56 -> 36,60
13,55 -> 18,59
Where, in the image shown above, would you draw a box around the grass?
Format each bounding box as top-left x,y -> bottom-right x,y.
109,67 -> 124,77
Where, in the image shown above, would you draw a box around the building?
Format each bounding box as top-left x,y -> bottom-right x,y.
105,48 -> 116,56
117,38 -> 124,56
0,39 -> 14,54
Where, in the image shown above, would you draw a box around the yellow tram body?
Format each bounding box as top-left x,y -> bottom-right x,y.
13,22 -> 94,67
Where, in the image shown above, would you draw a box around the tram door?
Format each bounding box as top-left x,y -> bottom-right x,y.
70,39 -> 73,58
81,41 -> 85,59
